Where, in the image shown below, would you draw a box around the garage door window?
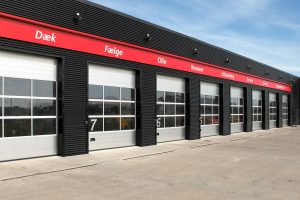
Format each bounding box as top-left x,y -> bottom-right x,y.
230,97 -> 244,123
156,91 -> 185,128
200,95 -> 219,125
269,100 -> 277,121
252,99 -> 262,122
282,96 -> 288,121
1,77 -> 56,137
88,85 -> 135,132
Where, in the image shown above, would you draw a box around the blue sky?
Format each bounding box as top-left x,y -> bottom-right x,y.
91,0 -> 300,76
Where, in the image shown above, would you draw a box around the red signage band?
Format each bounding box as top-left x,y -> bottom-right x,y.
0,12 -> 291,92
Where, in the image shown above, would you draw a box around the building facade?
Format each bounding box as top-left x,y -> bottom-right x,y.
0,0 -> 299,162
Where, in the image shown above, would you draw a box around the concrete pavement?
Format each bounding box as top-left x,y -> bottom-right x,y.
0,127 -> 300,200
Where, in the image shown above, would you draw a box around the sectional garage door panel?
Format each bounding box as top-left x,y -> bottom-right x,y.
0,50 -> 57,162
269,93 -> 277,129
200,82 -> 220,137
252,90 -> 263,131
156,75 -> 186,143
230,87 -> 244,133
282,95 -> 289,127
88,64 -> 136,150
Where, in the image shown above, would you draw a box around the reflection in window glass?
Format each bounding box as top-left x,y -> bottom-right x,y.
165,117 -> 175,127
88,118 -> 103,132
121,117 -> 135,130
4,119 -> 31,137
121,88 -> 135,101
205,95 -> 212,104
212,96 -> 219,104
157,104 -> 164,115
176,105 -> 185,115
121,103 -> 135,115
204,116 -> 212,125
33,99 -> 56,116
33,118 -> 56,135
212,116 -> 219,124
104,86 -> 120,100
176,93 -> 185,103
4,77 -> 31,96
88,101 -> 103,115
4,98 -> 31,116
165,104 -> 175,115
165,92 -> 175,103
89,85 -> 103,99
104,102 -> 120,115
157,91 -> 164,102
33,80 -> 56,97
104,118 -> 120,131
176,116 -> 185,127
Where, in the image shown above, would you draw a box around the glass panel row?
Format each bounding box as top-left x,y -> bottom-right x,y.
200,95 -> 219,105
200,116 -> 219,125
157,104 -> 185,115
253,99 -> 262,107
157,91 -> 185,103
89,85 -> 135,101
270,114 -> 277,121
88,102 -> 135,116
230,115 -> 244,123
0,77 -> 56,97
156,116 -> 184,128
0,118 -> 55,137
230,97 -> 243,106
88,117 -> 135,132
252,114 -> 262,122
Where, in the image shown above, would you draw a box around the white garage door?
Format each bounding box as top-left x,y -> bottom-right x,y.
200,82 -> 219,137
156,75 -> 185,143
230,87 -> 244,133
269,93 -> 277,129
282,94 -> 289,127
252,90 -> 263,131
88,64 -> 136,150
0,50 -> 57,161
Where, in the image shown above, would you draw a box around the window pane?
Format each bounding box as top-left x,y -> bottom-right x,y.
239,107 -> 244,114
157,104 -> 164,115
239,115 -> 244,123
33,80 -> 56,97
176,116 -> 185,127
253,100 -> 258,106
4,119 -> 31,137
213,106 -> 219,114
176,93 -> 185,103
4,98 -> 31,116
33,118 -> 56,135
205,95 -> 212,104
232,107 -> 238,114
200,105 -> 205,115
33,99 -> 56,116
121,117 -> 135,130
121,88 -> 135,101
104,86 -> 120,100
157,117 -> 164,128
259,100 -> 262,106
231,98 -> 238,105
232,115 -> 239,123
157,91 -> 164,102
204,116 -> 212,125
121,103 -> 135,115
165,117 -> 175,127
258,115 -> 262,121
176,105 -> 185,115
104,118 -> 120,131
205,106 -> 212,115
212,96 -> 219,105
212,116 -> 219,124
239,98 -> 244,106
89,85 -> 103,99
0,99 -> 2,116
4,77 -> 31,96
165,92 -> 175,103
89,118 -> 103,132
165,104 -> 175,115
104,102 -> 120,115
0,77 -> 2,95
88,101 -> 103,115
200,95 -> 205,104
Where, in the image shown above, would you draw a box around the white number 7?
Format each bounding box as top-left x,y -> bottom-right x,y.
91,119 -> 97,131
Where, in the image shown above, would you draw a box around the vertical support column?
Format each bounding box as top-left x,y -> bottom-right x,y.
244,86 -> 252,132
186,76 -> 200,139
59,56 -> 88,156
262,91 -> 269,130
220,82 -> 230,135
136,69 -> 156,146
277,93 -> 283,128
